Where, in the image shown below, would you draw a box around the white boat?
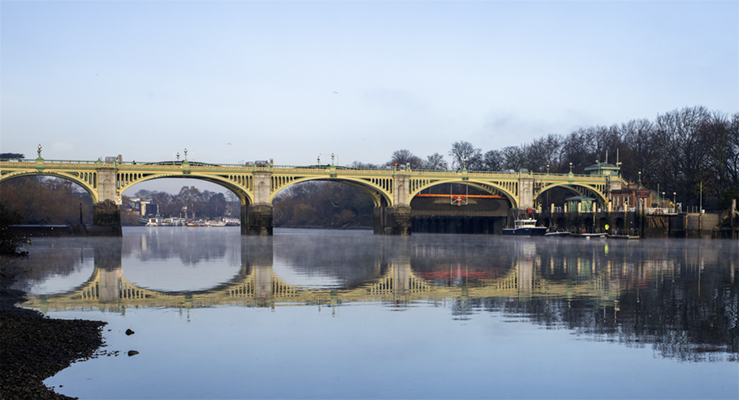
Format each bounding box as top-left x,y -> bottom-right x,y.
503,218 -> 547,236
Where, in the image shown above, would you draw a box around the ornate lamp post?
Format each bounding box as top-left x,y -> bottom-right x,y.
569,162 -> 573,174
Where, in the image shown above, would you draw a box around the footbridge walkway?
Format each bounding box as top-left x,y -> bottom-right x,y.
0,150 -> 624,235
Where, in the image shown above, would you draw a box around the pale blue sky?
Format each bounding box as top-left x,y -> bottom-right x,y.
2,1 -> 737,191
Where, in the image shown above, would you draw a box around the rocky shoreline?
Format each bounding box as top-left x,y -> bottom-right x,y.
0,256 -> 107,400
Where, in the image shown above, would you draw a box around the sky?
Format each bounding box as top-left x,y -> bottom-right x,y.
1,0 -> 738,194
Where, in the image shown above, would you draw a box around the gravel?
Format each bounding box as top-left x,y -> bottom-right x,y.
0,255 -> 107,400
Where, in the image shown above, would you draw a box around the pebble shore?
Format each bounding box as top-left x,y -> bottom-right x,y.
0,256 -> 107,400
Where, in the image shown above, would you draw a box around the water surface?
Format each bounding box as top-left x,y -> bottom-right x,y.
14,228 -> 738,399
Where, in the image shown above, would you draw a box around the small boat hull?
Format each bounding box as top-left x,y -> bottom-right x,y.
578,233 -> 608,239
545,231 -> 571,237
503,227 -> 547,236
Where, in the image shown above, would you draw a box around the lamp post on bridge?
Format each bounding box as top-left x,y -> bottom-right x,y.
569,162 -> 573,174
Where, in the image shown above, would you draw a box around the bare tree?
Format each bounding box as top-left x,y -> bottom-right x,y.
448,141 -> 482,170
525,134 -> 562,172
390,149 -> 424,169
424,153 -> 447,170
482,150 -> 504,171
500,146 -> 525,171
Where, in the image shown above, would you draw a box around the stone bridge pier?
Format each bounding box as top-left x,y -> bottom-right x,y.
91,168 -> 123,236
242,171 -> 273,236
373,174 -> 412,235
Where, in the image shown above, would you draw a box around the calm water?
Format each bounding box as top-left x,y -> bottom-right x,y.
12,228 -> 739,400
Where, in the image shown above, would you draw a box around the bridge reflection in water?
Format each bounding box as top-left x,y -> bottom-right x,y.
22,234 -> 676,313
16,231 -> 738,363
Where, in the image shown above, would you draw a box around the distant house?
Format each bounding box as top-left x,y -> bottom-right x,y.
126,197 -> 158,216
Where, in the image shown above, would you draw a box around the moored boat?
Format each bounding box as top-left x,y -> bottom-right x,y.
503,218 -> 547,236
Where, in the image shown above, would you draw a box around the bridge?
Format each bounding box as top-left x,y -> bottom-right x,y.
0,148 -> 624,235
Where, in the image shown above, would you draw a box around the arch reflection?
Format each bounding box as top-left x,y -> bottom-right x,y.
17,234 -> 738,362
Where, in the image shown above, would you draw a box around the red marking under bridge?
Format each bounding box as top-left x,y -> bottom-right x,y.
414,194 -> 502,199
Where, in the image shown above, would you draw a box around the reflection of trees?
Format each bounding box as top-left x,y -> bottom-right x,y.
9,247 -> 90,291
122,233 -> 229,266
438,240 -> 738,363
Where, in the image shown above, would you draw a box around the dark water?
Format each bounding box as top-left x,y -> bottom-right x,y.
13,228 -> 739,399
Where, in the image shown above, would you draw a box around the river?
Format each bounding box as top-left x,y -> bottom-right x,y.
12,227 -> 739,399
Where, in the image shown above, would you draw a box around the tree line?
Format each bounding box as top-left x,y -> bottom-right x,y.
127,187 -> 240,223
273,182 -> 374,229
352,106 -> 738,211
0,176 -> 93,225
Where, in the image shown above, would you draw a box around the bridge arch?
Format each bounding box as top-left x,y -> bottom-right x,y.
270,176 -> 392,207
538,182 -> 608,204
408,178 -> 519,208
117,173 -> 254,206
0,170 -> 99,202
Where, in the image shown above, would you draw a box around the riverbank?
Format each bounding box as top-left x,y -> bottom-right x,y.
0,255 -> 107,400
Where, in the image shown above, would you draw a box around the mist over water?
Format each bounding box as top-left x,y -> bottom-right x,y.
13,228 -> 739,399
